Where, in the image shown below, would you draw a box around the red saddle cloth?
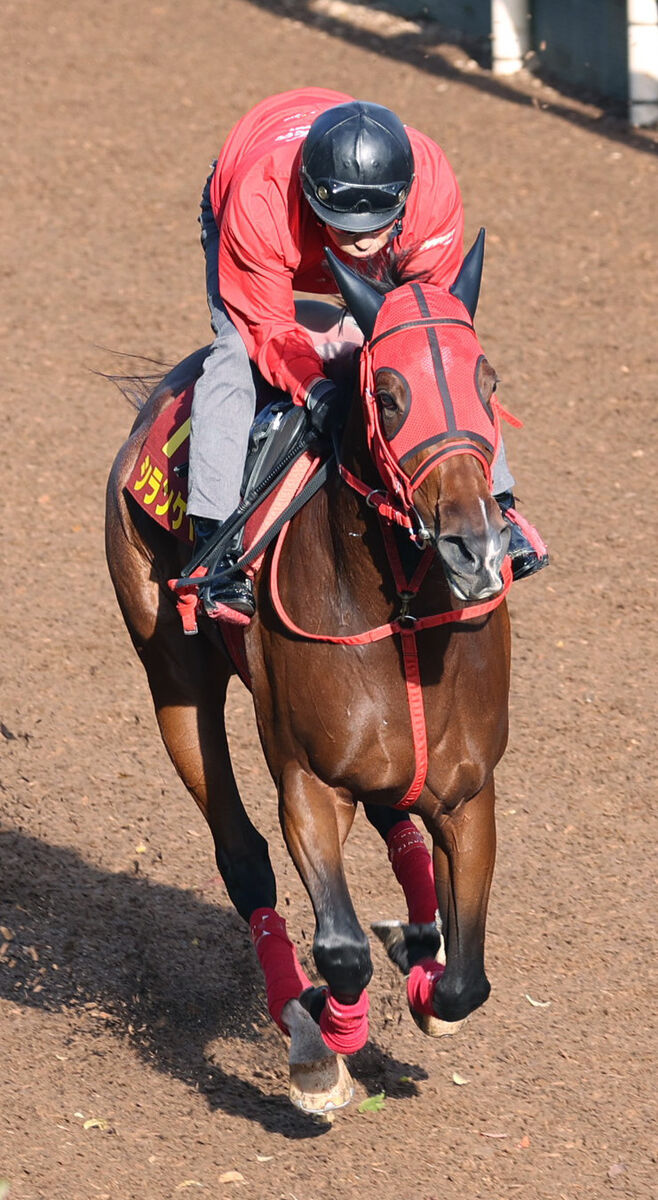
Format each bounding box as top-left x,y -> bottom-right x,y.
126,387 -> 196,544
126,386 -> 321,689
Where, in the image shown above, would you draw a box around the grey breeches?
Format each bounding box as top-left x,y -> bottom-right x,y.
187,169 -> 257,521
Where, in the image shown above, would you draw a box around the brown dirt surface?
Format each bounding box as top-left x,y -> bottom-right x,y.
2,2 -> 657,1198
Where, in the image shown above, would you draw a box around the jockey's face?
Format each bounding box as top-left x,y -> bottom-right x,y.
324,221 -> 396,259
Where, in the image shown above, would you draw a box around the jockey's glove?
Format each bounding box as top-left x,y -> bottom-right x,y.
305,377 -> 340,436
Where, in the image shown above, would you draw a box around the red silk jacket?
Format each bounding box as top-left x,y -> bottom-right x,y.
209,88 -> 464,403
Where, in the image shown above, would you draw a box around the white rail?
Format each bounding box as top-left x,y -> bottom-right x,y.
628,0 -> 658,126
491,0 -> 530,76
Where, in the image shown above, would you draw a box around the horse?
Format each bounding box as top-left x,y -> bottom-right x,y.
105,231 -> 512,1114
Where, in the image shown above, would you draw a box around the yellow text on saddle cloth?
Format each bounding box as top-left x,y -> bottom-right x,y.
126,387 -> 195,543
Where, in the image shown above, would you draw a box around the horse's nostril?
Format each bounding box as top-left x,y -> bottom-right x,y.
439,535 -> 476,570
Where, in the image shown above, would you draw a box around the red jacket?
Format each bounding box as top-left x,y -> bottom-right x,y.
210,88 -> 464,403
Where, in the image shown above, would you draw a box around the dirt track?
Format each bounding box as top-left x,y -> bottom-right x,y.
1,2 -> 657,1198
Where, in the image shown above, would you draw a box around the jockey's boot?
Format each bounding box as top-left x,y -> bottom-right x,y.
192,516 -> 255,625
495,492 -> 549,581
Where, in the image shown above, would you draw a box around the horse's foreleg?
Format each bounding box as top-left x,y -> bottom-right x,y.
365,805 -> 444,1027
421,777 -> 497,1026
279,764 -> 372,1055
364,804 -> 437,923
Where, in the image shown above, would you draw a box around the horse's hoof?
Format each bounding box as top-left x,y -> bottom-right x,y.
283,997 -> 355,1114
289,1053 -> 354,1114
409,1005 -> 467,1038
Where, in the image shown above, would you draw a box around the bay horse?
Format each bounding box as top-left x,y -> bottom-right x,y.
105,231 -> 512,1114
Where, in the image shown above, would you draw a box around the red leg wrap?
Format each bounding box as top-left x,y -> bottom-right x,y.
386,822 -> 437,924
407,957 -> 445,1016
249,908 -> 313,1033
319,990 -> 370,1054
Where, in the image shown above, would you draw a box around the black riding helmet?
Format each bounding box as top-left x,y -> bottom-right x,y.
300,100 -> 415,234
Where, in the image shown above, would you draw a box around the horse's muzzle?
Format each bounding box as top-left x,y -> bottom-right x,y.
437,523 -> 510,602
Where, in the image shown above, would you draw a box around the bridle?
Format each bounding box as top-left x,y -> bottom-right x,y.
334,286 -> 504,546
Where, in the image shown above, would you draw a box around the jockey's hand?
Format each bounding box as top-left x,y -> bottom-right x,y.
305,377 -> 340,436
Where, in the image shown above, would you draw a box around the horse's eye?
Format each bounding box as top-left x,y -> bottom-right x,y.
378,391 -> 398,411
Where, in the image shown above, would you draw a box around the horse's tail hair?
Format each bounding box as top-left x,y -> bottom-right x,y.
92,348 -> 171,410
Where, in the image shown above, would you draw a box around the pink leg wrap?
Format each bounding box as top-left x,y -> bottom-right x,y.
319,990 -> 370,1055
386,821 -> 437,924
407,957 -> 445,1016
249,908 -> 313,1033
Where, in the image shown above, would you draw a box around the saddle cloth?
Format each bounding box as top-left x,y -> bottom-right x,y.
126,384 -> 322,688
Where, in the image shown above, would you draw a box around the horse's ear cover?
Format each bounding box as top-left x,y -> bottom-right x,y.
324,247 -> 385,341
449,227 -> 485,320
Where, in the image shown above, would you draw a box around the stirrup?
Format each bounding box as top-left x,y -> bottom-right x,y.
496,493 -> 549,581
187,517 -> 255,625
203,573 -> 255,626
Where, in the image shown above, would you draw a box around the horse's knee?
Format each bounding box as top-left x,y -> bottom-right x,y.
314,925 -> 373,1001
215,836 -> 276,922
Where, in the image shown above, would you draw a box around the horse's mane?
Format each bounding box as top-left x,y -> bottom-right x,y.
328,242 -> 432,311
367,243 -> 432,295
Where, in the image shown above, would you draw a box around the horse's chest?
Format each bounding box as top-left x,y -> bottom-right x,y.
260,635 -> 497,801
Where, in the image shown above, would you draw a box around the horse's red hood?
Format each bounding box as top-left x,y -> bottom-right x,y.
360,281 -> 500,506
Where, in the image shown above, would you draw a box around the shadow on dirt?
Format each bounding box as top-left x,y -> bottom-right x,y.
248,0 -> 657,157
0,828 -> 426,1136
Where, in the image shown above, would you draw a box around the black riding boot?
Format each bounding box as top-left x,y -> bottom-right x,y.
495,492 -> 549,581
192,516 -> 255,623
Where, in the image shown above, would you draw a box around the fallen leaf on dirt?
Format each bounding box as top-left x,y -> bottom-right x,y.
607,1163 -> 626,1179
357,1092 -> 386,1112
82,1118 -> 110,1131
452,1072 -> 469,1086
517,1134 -> 531,1149
0,1180 -> 10,1200
135,843 -> 147,854
255,1156 -> 273,1162
175,1183 -> 204,1191
480,1131 -> 507,1139
398,1075 -> 413,1083
525,994 -> 551,1008
218,1172 -> 245,1184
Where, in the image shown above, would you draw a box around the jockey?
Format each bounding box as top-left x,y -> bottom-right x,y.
188,87 -> 548,621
